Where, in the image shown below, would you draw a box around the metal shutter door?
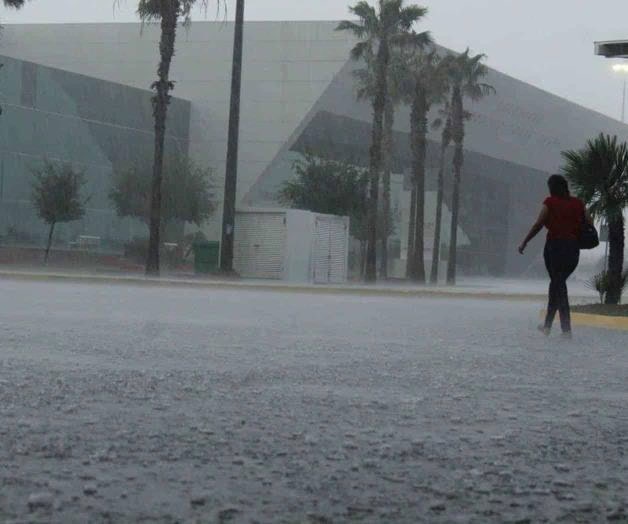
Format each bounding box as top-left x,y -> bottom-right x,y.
328,218 -> 348,283
313,217 -> 331,284
234,213 -> 286,279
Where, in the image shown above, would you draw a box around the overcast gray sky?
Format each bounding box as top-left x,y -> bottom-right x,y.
3,0 -> 628,121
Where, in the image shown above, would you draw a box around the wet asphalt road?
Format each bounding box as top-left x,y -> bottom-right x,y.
0,279 -> 626,523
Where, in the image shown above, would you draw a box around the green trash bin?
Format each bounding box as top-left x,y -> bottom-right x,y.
193,241 -> 220,274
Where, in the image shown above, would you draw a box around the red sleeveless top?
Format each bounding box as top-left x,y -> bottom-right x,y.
543,196 -> 585,241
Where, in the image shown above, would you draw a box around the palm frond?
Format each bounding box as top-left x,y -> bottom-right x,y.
137,0 -> 216,24
391,30 -> 432,50
350,40 -> 373,61
398,5 -> 428,31
347,1 -> 379,36
336,20 -> 366,38
350,0 -> 378,22
562,133 -> 628,220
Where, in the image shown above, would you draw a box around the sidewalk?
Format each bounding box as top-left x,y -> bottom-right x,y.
0,268 -> 599,303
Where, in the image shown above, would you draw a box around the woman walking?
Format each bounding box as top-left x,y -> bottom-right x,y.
519,175 -> 591,337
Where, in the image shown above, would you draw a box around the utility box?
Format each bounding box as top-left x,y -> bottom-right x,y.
193,241 -> 220,274
233,209 -> 349,283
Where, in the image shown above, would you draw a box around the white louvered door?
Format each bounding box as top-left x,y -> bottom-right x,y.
313,217 -> 331,284
313,216 -> 348,284
234,212 -> 287,279
328,218 -> 348,283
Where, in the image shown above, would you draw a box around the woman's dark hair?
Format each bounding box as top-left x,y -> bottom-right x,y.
547,174 -> 570,198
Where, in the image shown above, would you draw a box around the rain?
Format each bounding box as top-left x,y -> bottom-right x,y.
0,1 -> 626,522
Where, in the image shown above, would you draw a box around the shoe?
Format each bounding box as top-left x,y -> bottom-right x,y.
537,325 -> 551,336
561,331 -> 573,340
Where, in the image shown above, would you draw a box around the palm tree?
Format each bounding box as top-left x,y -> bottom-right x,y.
355,47 -> 407,279
338,0 -> 429,282
401,48 -> 446,282
1,0 -> 28,114
136,0 -> 222,276
429,99 -> 451,284
430,97 -> 471,284
445,49 -> 494,285
563,134 -> 628,305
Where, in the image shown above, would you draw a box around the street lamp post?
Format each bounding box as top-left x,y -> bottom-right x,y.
596,42 -> 628,274
612,63 -> 628,122
220,0 -> 245,273
609,64 -> 628,272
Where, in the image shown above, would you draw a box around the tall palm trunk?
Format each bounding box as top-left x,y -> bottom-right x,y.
447,87 -> 464,285
364,39 -> 390,283
606,216 -> 625,305
430,120 -> 451,285
44,222 -> 56,264
146,1 -> 179,276
380,94 -> 394,279
410,84 -> 428,283
406,185 -> 417,278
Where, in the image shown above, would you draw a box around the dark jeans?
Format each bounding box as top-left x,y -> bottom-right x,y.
544,239 -> 580,333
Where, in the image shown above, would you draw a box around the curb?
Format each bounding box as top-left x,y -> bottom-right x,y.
571,312 -> 628,331
0,270 -> 561,302
541,310 -> 628,331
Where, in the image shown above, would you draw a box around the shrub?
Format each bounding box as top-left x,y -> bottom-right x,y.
587,270 -> 628,304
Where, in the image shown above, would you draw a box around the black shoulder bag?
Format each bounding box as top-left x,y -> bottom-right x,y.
579,213 -> 599,250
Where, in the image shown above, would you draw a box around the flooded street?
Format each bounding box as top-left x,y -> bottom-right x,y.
0,279 -> 626,523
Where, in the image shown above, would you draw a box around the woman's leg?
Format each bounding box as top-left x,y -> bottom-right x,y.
556,277 -> 571,333
544,242 -> 558,330
556,243 -> 580,334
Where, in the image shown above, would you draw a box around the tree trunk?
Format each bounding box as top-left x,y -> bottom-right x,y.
220,0 -> 245,273
447,88 -> 465,286
44,221 -> 55,264
605,216 -> 625,305
365,39 -> 390,283
146,1 -> 179,277
406,185 -> 417,278
360,240 -> 367,279
410,85 -> 428,283
430,124 -> 450,285
380,94 -> 394,280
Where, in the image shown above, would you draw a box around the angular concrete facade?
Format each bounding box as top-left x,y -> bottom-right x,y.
0,53 -> 190,249
2,21 -> 627,276
0,21 -> 355,243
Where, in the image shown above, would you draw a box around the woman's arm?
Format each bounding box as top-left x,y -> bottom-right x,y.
518,205 -> 549,254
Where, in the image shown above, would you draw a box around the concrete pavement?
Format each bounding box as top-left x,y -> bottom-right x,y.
0,279 -> 625,523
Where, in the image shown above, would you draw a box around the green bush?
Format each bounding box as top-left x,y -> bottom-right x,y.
587,270 -> 628,304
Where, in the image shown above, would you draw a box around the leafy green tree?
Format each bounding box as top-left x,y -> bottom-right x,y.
278,153 -> 368,232
562,134 -> 628,305
446,49 -> 495,284
134,0 -> 223,276
31,161 -> 86,264
279,153 -> 395,277
110,153 -> 216,231
338,0 -> 430,282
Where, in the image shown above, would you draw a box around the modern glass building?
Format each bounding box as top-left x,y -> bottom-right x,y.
0,54 -> 190,250
2,21 -> 626,276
